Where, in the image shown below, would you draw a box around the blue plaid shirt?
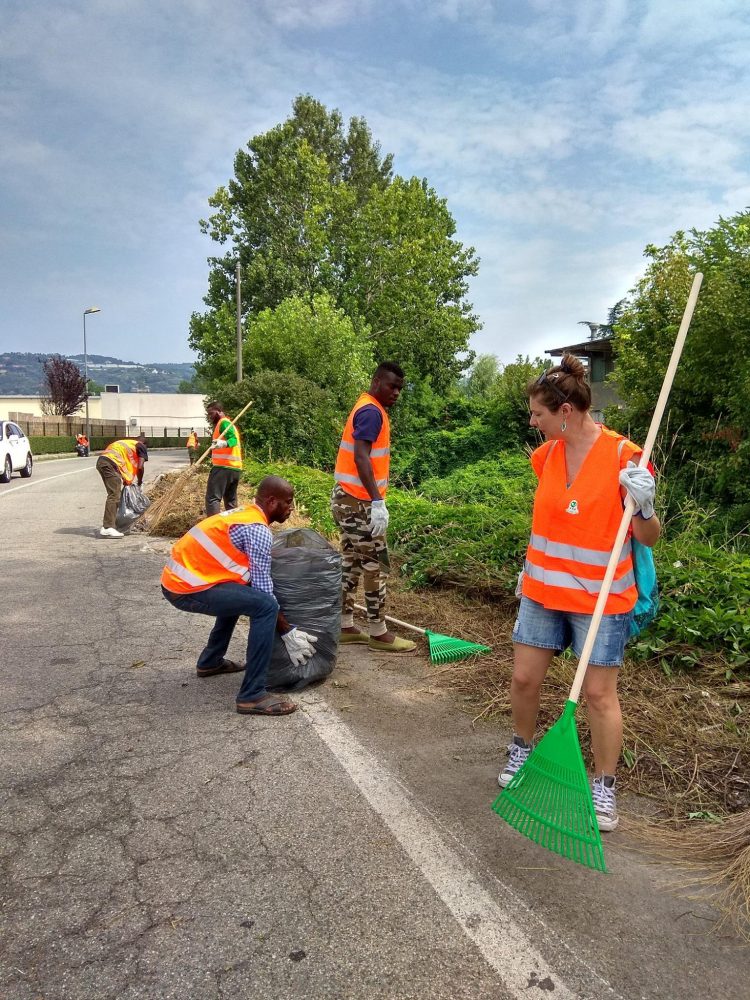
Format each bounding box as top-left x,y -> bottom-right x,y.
228,522 -> 274,594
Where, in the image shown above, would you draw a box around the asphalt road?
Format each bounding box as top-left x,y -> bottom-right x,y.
1,451 -> 747,999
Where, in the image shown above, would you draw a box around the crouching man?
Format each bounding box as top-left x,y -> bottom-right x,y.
161,475 -> 317,716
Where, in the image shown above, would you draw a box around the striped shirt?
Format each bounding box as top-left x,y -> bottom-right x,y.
228,522 -> 274,594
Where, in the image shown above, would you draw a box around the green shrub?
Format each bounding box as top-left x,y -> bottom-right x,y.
29,435 -> 201,456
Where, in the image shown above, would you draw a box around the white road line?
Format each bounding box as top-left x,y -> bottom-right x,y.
303,694 -> 619,1000
0,465 -> 96,497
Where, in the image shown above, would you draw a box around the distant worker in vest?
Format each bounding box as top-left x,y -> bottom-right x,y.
205,401 -> 242,516
75,433 -> 89,457
161,475 -> 317,716
186,428 -> 200,465
498,354 -> 660,832
331,362 -> 416,653
96,434 -> 148,538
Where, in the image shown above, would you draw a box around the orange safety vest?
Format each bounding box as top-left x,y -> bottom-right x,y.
334,393 -> 391,500
160,504 -> 269,595
211,418 -> 242,469
521,427 -> 641,614
102,439 -> 141,485
77,434 -> 89,446
186,433 -> 198,449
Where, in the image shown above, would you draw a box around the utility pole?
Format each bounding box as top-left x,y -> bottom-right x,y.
236,263 -> 242,383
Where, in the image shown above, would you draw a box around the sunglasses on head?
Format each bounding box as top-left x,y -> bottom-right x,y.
534,369 -> 569,403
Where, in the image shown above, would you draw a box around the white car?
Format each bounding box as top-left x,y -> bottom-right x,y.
0,421 -> 33,483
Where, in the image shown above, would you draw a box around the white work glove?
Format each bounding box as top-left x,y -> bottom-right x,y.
281,627 -> 318,666
210,438 -> 227,449
619,461 -> 655,519
369,499 -> 389,537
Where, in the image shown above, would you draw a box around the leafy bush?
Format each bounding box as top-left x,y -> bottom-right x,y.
29,435 -> 200,455
213,371 -> 344,468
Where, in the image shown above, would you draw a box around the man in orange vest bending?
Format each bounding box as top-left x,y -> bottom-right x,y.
205,401 -> 242,516
96,434 -> 148,538
331,362 -> 416,653
161,476 -> 317,716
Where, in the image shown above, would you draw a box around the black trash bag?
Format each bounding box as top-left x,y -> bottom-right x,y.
266,528 -> 341,692
116,483 -> 151,530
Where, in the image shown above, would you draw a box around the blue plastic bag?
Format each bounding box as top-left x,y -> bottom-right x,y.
629,539 -> 659,637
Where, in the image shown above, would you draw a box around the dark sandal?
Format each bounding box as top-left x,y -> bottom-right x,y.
197,658 -> 245,677
236,693 -> 298,716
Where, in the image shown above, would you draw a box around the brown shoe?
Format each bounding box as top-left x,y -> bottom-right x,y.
236,693 -> 298,716
197,658 -> 245,677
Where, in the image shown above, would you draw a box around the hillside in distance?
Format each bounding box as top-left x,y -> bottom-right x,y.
0,352 -> 198,395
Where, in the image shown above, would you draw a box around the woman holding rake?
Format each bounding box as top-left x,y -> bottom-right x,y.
499,354 -> 660,831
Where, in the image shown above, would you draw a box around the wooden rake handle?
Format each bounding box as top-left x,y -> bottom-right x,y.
568,272 -> 703,704
353,603 -> 427,636
193,399 -> 253,469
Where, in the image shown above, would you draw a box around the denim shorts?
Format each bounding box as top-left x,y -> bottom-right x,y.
512,596 -> 633,667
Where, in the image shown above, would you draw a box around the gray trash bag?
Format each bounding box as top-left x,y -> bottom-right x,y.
115,483 -> 151,530
266,528 -> 341,692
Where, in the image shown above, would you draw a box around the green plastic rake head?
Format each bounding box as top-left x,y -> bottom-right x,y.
424,630 -> 492,665
492,700 -> 607,873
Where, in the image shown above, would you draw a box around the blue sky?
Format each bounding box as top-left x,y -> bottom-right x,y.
2,0 -> 749,366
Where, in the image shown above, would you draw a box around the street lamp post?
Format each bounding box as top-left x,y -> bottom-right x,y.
83,307 -> 101,441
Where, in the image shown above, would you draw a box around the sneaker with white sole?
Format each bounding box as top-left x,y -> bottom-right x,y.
592,774 -> 619,831
497,735 -> 533,788
100,526 -> 124,538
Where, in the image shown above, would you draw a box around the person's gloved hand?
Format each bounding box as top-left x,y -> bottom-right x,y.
282,627 -> 318,666
369,500 -> 389,537
210,438 -> 227,449
619,461 -> 655,519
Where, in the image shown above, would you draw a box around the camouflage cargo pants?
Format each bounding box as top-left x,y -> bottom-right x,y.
330,485 -> 390,627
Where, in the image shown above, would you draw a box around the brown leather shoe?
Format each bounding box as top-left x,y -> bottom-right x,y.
236,693 -> 297,716
196,658 -> 245,677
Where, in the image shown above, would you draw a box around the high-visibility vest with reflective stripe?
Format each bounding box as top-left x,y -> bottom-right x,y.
186,433 -> 198,449
160,504 -> 268,595
211,418 -> 242,469
521,427 -> 641,614
102,439 -> 141,485
334,393 -> 391,500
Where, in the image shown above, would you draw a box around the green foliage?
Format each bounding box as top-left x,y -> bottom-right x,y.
246,293 -> 373,410
631,543 -> 750,670
339,175 -> 479,387
214,372 -> 343,469
190,95 -> 479,390
462,354 -> 500,399
418,454 -> 535,505
610,210 -> 750,541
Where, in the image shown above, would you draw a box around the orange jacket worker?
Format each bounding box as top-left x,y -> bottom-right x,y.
498,354 -> 660,834
96,434 -> 148,538
205,402 -> 242,514
161,476 -> 318,716
331,362 -> 415,654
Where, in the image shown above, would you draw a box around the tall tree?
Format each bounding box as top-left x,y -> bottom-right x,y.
190,95 -> 479,389
611,209 -> 750,529
39,355 -> 87,415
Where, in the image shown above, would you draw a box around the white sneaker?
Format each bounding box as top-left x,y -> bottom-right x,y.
498,736 -> 533,788
100,526 -> 124,538
592,775 -> 619,831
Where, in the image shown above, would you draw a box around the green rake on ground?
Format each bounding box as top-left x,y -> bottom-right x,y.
493,272 -> 704,873
353,605 -> 491,664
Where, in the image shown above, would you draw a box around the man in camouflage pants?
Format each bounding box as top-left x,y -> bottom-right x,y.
331,362 -> 416,652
